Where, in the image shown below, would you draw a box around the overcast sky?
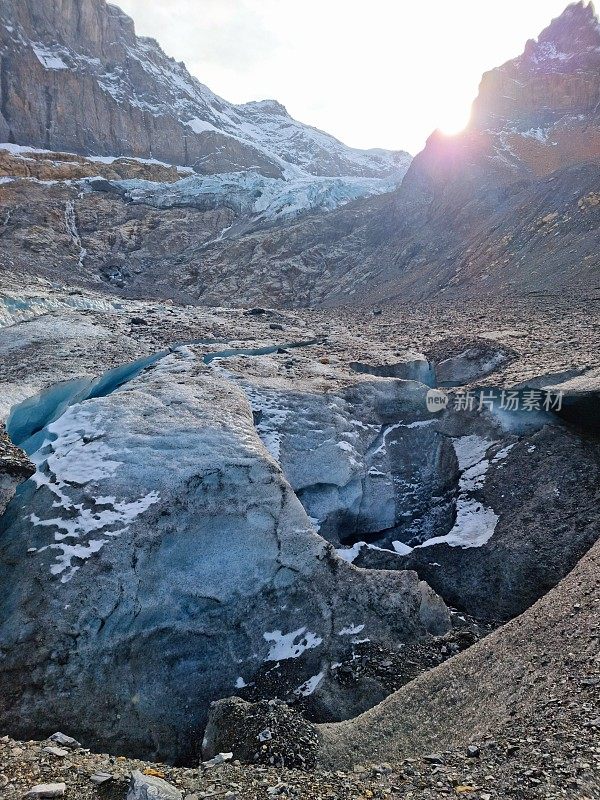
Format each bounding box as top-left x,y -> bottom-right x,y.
117,0 -> 573,154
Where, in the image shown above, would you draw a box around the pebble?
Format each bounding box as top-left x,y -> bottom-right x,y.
48,733 -> 81,749
25,784 -> 67,798
89,771 -> 113,785
42,747 -> 70,758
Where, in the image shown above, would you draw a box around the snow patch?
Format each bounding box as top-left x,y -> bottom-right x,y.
392,540 -> 414,555
242,386 -> 290,461
294,671 -> 325,697
32,44 -> 67,70
28,404 -> 160,582
335,541 -> 365,563
185,117 -> 221,135
418,436 -> 515,549
263,627 -> 323,661
337,623 -> 365,636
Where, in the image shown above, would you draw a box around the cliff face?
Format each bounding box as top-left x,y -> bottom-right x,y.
0,0 -> 410,178
408,0 -> 600,190
474,1 -> 600,123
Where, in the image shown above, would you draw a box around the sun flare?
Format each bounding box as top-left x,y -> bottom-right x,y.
435,97 -> 473,137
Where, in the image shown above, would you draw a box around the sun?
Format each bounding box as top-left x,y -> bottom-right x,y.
436,105 -> 472,137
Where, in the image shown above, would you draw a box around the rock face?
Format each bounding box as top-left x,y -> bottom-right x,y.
472,0 -> 600,176
0,0 -> 410,180
0,147 -> 190,182
0,425 -> 34,516
0,348 -> 450,763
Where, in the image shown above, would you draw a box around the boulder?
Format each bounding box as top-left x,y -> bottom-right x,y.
127,771 -> 182,800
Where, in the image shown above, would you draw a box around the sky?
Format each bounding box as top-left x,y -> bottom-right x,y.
117,0 -> 574,155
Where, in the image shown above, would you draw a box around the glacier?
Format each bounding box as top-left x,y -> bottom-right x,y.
117,170 -> 399,227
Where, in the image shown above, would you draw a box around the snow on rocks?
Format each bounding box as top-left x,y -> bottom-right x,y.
31,44 -> 67,71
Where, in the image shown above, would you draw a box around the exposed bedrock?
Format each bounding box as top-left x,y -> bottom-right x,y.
0,349 -> 449,763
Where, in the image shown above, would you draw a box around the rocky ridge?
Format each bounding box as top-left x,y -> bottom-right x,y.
0,0 -> 410,180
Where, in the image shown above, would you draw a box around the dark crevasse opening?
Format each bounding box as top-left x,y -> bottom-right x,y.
6,337 -> 327,455
550,392 -> 600,436
6,351 -> 171,454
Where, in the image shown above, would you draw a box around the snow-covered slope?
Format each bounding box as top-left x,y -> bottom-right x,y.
0,0 -> 411,181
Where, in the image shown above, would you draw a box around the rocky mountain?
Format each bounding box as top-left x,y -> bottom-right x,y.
179,0 -> 600,307
0,2 -> 597,306
0,0 -> 410,180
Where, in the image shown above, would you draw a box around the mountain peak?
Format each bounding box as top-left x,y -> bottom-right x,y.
470,1 -> 600,131
0,0 -> 408,180
240,99 -> 290,117
522,1 -> 600,68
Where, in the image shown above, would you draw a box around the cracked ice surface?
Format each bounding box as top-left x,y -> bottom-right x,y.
29,403 -> 159,582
